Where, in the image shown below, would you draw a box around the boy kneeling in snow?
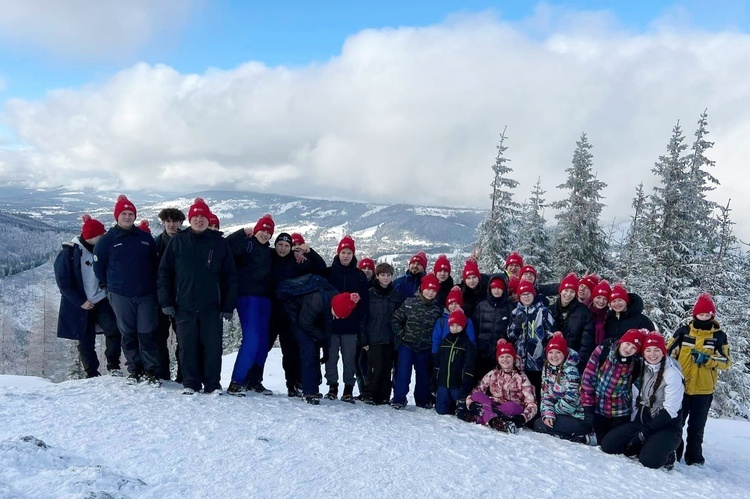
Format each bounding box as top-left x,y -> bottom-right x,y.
458,339 -> 537,434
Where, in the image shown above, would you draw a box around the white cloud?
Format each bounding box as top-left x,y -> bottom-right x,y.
2,10 -> 750,240
0,0 -> 195,60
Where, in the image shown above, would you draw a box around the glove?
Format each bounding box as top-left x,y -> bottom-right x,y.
513,314 -> 525,327
624,431 -> 646,457
468,402 -> 483,416
430,369 -> 439,398
583,406 -> 594,426
319,346 -> 329,365
510,415 -> 526,428
221,312 -> 233,321
161,306 -> 175,317
692,350 -> 710,365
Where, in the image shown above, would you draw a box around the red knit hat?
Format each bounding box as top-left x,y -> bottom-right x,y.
462,259 -> 480,280
592,280 -> 612,300
517,281 -> 536,297
331,292 -> 360,319
420,273 -> 440,292
619,329 -> 646,352
433,254 -> 451,274
643,331 -> 667,356
81,214 -> 106,240
489,277 -> 505,290
207,212 -> 220,228
113,194 -> 136,220
337,235 -> 355,254
448,310 -> 467,330
559,273 -> 579,293
496,339 -> 517,360
446,285 -> 464,308
291,233 -> 305,246
546,331 -> 568,357
253,213 -> 275,236
505,251 -> 524,268
188,198 -> 211,221
520,265 -> 537,280
579,274 -> 600,292
358,258 -> 375,272
692,293 -> 716,318
409,251 -> 428,270
508,277 -> 520,295
609,283 -> 630,305
138,220 -> 151,234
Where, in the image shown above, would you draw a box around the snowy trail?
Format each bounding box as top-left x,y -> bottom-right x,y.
1,350 -> 749,498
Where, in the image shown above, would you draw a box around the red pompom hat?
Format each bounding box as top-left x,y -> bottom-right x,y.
643,332 -> 667,356
253,214 -> 275,236
188,197 -> 211,221
692,293 -> 716,318
433,254 -> 451,274
207,212 -> 220,228
81,214 -> 105,240
489,277 -> 505,290
609,283 -> 630,305
291,233 -> 305,246
445,285 -> 464,308
448,310 -> 467,330
331,292 -> 360,319
420,274 -> 440,292
409,251 -> 428,270
592,280 -> 612,300
496,339 -> 517,360
517,280 -> 536,297
462,259 -> 480,280
505,252 -> 524,268
519,265 -> 537,279
559,273 -> 579,293
546,331 -> 568,357
619,329 -> 646,352
579,274 -> 600,292
337,235 -> 355,255
358,258 -> 375,272
138,220 -> 151,234
113,194 -> 136,220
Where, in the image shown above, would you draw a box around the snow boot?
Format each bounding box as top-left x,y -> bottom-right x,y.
108,368 -> 123,377
125,372 -> 143,385
204,388 -> 223,396
287,386 -> 303,398
341,384 -> 355,404
305,394 -> 321,405
182,387 -> 196,395
227,382 -> 247,397
325,384 -> 338,400
390,400 -> 406,410
488,417 -> 518,434
252,383 -> 273,396
664,451 -> 676,471
145,374 -> 162,388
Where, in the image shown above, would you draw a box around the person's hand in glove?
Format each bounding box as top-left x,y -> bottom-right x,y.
221,312 -> 233,321
161,306 -> 175,317
692,350 -> 710,365
624,431 -> 646,457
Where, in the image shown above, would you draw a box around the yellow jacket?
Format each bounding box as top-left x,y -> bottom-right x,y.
668,321 -> 732,396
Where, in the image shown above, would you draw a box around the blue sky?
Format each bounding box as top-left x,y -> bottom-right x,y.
0,0 -> 748,102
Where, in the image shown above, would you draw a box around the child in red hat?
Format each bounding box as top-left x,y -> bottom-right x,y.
390,274 -> 443,409
581,328 -> 646,443
460,259 -> 489,319
434,310 -> 476,415
432,286 -> 477,356
472,273 -> 513,380
551,273 -> 594,374
667,293 -> 732,466
533,332 -> 593,444
459,339 -> 537,434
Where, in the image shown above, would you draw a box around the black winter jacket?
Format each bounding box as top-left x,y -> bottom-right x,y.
361,284 -> 404,346
434,331 -> 476,399
435,275 -> 455,310
460,273 -> 490,319
296,290 -> 334,343
326,256 -> 370,336
157,229 -> 238,315
472,273 -> 513,360
227,229 -> 272,297
550,298 -> 594,355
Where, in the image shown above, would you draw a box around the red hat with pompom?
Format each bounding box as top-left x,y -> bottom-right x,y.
337,235 -> 355,254
508,276 -> 520,295
331,292 -> 360,319
420,273 -> 440,292
291,233 -> 305,246
188,197 -> 211,221
138,220 -> 151,234
113,194 -> 136,220
496,339 -> 517,360
409,251 -> 428,270
546,331 -> 568,357
559,273 -> 579,293
462,259 -> 480,280
358,258 -> 375,272
643,331 -> 667,356
253,213 -> 275,236
692,293 -> 716,318
592,280 -> 612,300
448,310 -> 467,330
517,280 -> 536,297
505,251 -> 524,268
579,274 -> 600,292
489,277 -> 505,290
81,214 -> 106,240
446,285 -> 464,308
520,265 -> 537,280
609,283 -> 630,305
207,212 -> 220,228
619,329 -> 646,352
433,254 -> 451,274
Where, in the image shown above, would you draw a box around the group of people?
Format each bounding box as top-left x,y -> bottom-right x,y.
54,195 -> 733,471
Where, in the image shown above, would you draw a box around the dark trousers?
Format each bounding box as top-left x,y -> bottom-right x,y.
679,393 -> 713,463
268,313 -> 301,390
296,328 -> 321,396
109,292 -> 160,376
176,310 -> 223,392
601,421 -> 682,469
532,415 -> 592,442
392,346 -> 431,407
363,343 -> 393,404
593,413 -> 630,444
156,312 -> 180,380
78,299 -> 122,376
436,387 -> 461,415
355,346 -> 368,394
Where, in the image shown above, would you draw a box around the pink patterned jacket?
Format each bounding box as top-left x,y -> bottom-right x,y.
467,367 -> 538,423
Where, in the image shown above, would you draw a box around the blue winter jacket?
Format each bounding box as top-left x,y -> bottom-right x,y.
93,225 -> 158,297
507,298 -> 556,372
393,271 -> 425,299
432,311 -> 477,354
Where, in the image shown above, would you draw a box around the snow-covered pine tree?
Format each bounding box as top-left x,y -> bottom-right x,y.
517,177 -> 553,280
475,127 -> 521,273
551,132 -> 609,277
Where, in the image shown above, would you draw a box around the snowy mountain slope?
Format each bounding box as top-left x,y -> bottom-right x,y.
1,349 -> 748,499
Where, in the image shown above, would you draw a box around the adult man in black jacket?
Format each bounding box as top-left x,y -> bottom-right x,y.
158,198 -> 238,394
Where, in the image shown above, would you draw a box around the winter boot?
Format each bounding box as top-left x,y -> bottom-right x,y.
125,371 -> 143,385
325,383 -> 339,400
664,451 -> 676,471
488,417 -> 518,434
108,368 -> 123,377
305,394 -> 321,405
145,374 -> 162,388
390,400 -> 406,410
287,385 -> 303,398
227,382 -> 247,397
182,387 -> 196,395
252,383 -> 273,396
341,384 -> 355,404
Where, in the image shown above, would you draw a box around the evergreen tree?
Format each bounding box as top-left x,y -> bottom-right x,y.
517,177 -> 553,280
551,132 -> 609,277
475,127 -> 521,273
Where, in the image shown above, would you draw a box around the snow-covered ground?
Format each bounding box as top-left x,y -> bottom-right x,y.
1,349 -> 749,499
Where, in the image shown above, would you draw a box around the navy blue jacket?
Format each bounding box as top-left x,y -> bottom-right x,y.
326,255 -> 370,336
93,225 -> 158,297
54,241 -> 91,340
393,271 -> 425,299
